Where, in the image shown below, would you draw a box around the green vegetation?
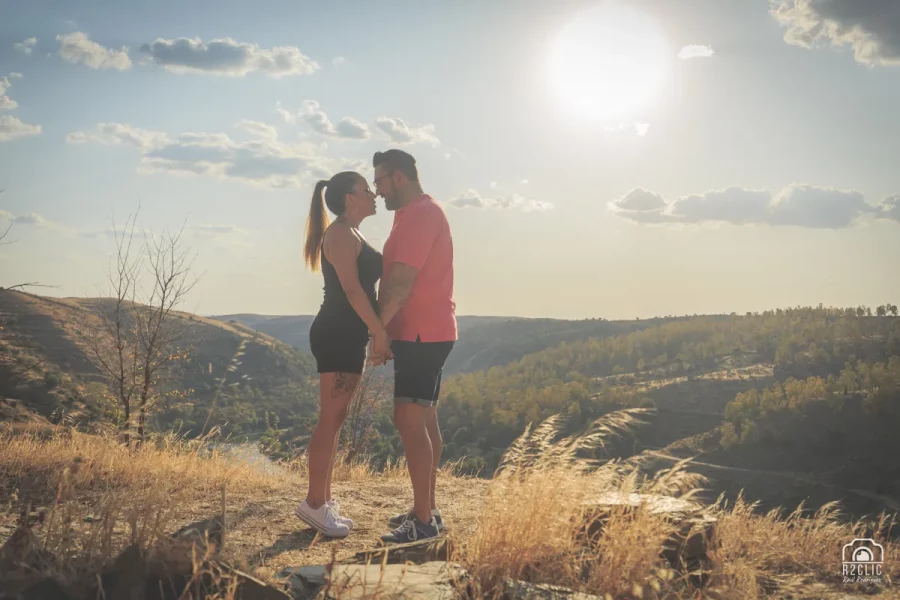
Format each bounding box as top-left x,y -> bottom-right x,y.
435,306 -> 900,474
722,355 -> 900,448
4,290 -> 900,488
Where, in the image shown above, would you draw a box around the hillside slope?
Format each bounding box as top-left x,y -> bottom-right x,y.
210,312 -> 672,375
0,290 -> 319,437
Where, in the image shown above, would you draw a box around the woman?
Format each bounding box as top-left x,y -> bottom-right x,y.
295,171 -> 390,537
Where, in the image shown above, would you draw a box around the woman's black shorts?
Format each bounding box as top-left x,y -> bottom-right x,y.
309,314 -> 369,374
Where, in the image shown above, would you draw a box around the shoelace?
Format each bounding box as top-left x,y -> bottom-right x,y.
324,505 -> 341,526
395,518 -> 416,540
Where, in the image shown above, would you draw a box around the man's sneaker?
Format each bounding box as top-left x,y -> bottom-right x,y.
380,516 -> 440,545
295,500 -> 350,538
387,508 -> 414,529
328,500 -> 353,530
388,508 -> 444,532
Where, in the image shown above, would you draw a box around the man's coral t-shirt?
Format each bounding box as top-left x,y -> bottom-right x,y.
382,194 -> 457,342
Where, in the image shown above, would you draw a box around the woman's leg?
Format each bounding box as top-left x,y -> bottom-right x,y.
306,372 -> 359,508
326,426 -> 341,502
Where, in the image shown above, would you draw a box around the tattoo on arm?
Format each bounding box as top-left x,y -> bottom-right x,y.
386,274 -> 413,304
378,263 -> 418,327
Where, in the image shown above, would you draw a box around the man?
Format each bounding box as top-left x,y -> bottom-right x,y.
371,149 -> 457,544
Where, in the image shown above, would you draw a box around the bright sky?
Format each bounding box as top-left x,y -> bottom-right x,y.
2,0 -> 899,320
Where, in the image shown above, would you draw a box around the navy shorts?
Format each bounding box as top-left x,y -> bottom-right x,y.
391,337 -> 454,407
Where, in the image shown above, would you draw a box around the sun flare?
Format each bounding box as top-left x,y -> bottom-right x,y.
547,2 -> 670,120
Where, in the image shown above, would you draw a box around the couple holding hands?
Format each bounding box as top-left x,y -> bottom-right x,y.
295,149 -> 456,545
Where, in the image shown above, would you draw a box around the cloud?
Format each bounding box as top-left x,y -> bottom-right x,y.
66,123 -> 170,149
13,37 -> 37,55
295,100 -> 371,139
78,227 -> 124,239
375,117 -> 440,146
610,183 -> 888,228
768,184 -> 870,228
0,115 -> 42,142
69,121 -> 339,189
335,118 -> 370,139
601,121 -> 651,136
677,44 -> 715,59
443,148 -> 466,160
333,56 -> 346,67
139,37 -> 319,77
57,32 -> 132,70
0,210 -> 62,230
190,224 -> 250,238
11,213 -> 52,227
235,119 -> 278,140
9,73 -> 23,79
448,189 -> 554,212
276,101 -> 296,124
876,194 -> 900,222
669,187 -> 772,224
607,188 -> 674,224
188,224 -> 253,249
0,76 -> 18,110
772,0 -> 900,66
615,188 -> 668,212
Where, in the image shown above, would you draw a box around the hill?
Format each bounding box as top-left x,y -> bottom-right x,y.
210,312 -> 674,375
5,290 -> 900,530
0,290 -> 319,438
431,305 -> 900,519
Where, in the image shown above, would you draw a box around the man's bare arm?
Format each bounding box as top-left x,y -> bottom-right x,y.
378,262 -> 419,329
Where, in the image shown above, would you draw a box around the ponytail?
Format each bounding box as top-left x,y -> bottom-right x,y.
303,171 -> 360,271
304,180 -> 330,272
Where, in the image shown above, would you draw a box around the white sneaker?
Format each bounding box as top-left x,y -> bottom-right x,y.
328,499 -> 354,529
295,500 -> 350,538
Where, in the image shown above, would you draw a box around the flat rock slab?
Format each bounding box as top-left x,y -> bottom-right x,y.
585,492 -> 702,516
278,561 -> 465,600
581,493 -> 717,567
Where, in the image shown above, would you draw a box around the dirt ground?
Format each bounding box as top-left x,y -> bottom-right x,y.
167,473 -> 491,578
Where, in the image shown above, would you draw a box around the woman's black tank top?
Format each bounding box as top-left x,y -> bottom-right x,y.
317,230 -> 383,329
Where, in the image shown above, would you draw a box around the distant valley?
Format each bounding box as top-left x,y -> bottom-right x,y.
3,290 -> 899,527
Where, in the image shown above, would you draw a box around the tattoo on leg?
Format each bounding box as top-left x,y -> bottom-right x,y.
331,372 -> 357,398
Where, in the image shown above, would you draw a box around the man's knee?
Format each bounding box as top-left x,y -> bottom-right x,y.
393,403 -> 426,434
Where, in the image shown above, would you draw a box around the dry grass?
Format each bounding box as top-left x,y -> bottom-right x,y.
457,409 -> 706,599
453,409 -> 899,599
1,410 -> 898,599
0,422 -> 487,592
707,495 -> 899,598
273,449 -> 425,483
0,423 -> 279,583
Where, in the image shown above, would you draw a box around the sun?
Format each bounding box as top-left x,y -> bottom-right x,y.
547,2 -> 671,120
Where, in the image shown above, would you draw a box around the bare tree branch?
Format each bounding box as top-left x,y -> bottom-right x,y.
84,204 -> 199,446
5,283 -> 59,291
0,223 -> 12,246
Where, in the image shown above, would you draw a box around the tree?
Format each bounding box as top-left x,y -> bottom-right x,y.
84,209 -> 196,445
877,305 -> 887,317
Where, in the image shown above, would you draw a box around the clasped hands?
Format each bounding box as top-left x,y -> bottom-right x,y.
367,328 -> 393,367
